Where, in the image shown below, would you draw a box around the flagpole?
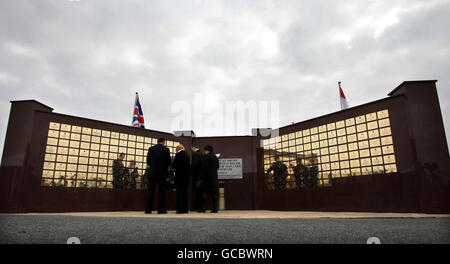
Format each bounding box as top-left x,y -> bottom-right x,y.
132,92 -> 137,126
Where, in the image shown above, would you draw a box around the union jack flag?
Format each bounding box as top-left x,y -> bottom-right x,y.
132,93 -> 145,128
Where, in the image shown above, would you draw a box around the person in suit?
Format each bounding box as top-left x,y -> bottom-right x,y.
190,144 -> 205,212
173,144 -> 190,214
200,145 -> 220,213
145,137 -> 171,214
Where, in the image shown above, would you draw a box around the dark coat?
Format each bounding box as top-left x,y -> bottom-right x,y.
203,151 -> 219,194
146,143 -> 171,178
190,150 -> 205,182
173,150 -> 190,187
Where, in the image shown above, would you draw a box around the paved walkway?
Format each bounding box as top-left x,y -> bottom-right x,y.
1,213 -> 449,243
14,210 -> 450,219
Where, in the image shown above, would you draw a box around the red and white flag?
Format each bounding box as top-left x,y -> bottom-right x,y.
339,82 -> 349,110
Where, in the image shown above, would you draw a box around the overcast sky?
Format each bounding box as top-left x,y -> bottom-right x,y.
1,0 -> 449,157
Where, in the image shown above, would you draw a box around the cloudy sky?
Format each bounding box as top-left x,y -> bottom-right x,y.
1,0 -> 449,157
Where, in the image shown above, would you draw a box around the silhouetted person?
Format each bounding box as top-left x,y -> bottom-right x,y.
173,144 -> 190,214
304,157 -> 319,188
190,144 -> 205,211
145,138 -> 171,214
112,153 -> 126,189
267,156 -> 288,190
141,165 -> 150,189
200,145 -> 219,213
292,158 -> 308,189
127,160 -> 139,190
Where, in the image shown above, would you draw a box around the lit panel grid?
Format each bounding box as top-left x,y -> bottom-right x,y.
42,122 -> 180,189
262,109 -> 397,190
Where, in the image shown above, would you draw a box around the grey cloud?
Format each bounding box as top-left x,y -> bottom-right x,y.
0,0 -> 449,156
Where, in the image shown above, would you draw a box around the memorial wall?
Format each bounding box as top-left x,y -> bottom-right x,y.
0,80 -> 449,213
